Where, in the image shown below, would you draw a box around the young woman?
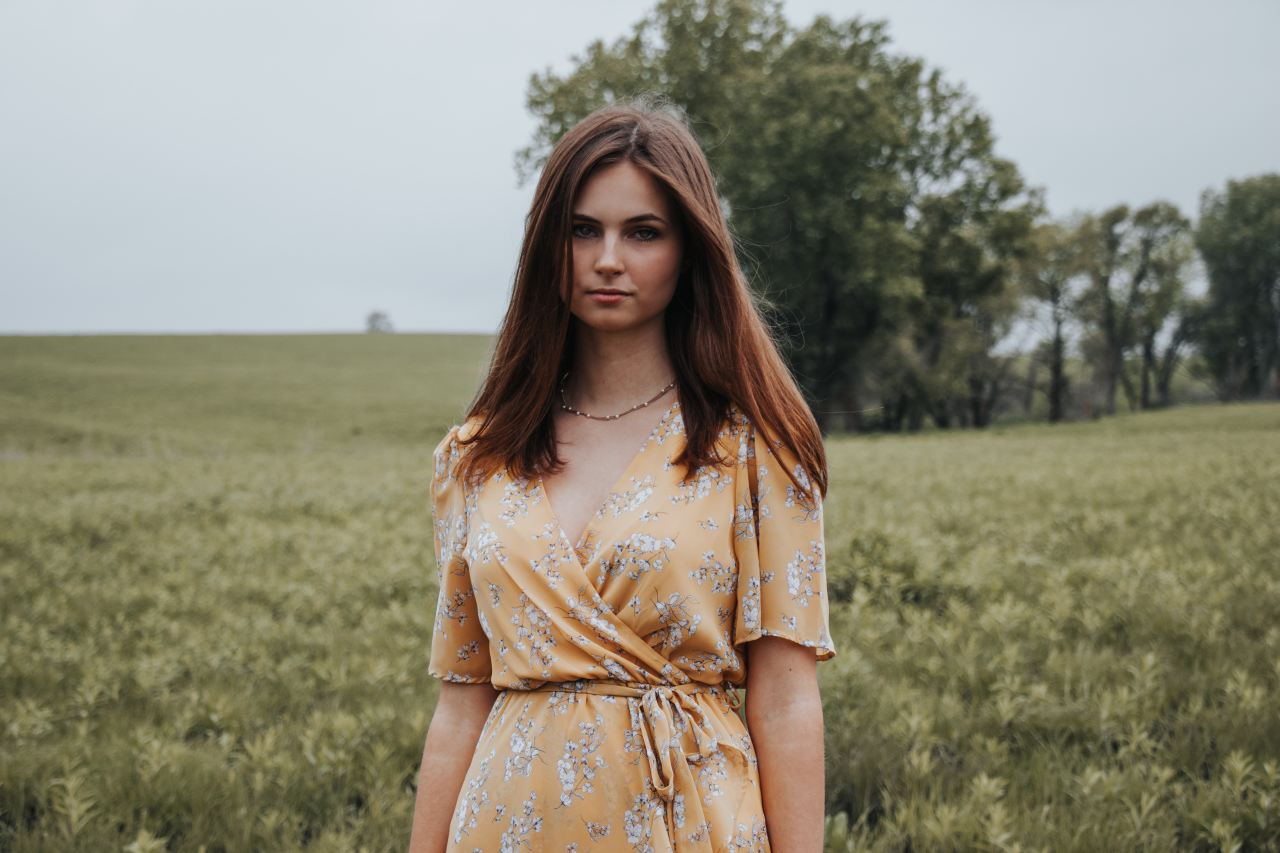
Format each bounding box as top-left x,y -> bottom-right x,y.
408,96 -> 836,853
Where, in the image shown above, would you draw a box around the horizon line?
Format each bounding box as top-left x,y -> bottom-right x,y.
0,329 -> 497,337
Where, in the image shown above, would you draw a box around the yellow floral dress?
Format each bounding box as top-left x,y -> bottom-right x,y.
428,399 -> 836,852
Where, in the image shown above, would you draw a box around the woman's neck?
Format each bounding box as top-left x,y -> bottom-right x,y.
564,321 -> 676,413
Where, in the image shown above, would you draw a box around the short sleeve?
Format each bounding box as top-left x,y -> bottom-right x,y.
426,423 -> 493,684
731,416 -> 837,661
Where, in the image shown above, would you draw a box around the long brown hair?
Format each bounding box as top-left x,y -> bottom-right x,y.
453,94 -> 827,503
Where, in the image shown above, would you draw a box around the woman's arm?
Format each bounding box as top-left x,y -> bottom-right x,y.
744,636 -> 827,853
407,682 -> 502,853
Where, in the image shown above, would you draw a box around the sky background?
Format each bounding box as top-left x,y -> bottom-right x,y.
2,0 -> 1276,335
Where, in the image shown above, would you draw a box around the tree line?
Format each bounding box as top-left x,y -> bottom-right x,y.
518,0 -> 1279,432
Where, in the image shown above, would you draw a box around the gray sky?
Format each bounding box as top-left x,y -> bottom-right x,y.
2,0 -> 1276,334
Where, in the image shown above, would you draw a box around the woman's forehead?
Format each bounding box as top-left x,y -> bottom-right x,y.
575,161 -> 672,218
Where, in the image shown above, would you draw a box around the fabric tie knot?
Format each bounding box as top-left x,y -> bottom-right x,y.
515,678 -> 752,851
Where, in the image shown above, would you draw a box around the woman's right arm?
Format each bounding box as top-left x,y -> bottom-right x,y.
407,682 -> 502,853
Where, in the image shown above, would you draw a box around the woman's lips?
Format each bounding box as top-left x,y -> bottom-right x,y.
588,291 -> 629,305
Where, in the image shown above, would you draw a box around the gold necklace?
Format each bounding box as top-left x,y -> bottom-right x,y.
557,371 -> 677,421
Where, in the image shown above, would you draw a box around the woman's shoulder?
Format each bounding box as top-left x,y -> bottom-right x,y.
719,401 -> 803,469
720,399 -> 762,443
720,400 -> 748,429
714,400 -> 764,469
455,413 -> 485,443
433,414 -> 485,469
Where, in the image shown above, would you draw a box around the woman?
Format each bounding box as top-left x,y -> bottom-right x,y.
408,96 -> 836,853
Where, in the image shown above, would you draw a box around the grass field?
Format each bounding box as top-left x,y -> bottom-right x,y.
1,335 -> 1277,852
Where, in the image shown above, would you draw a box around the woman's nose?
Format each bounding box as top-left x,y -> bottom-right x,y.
595,233 -> 624,273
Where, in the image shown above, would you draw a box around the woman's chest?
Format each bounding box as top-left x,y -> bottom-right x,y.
539,409 -> 672,549
464,459 -> 741,609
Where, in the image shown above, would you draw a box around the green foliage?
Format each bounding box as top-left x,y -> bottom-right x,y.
1195,173 -> 1280,400
1072,201 -> 1205,419
520,0 -> 1280,430
2,335 -> 1278,851
519,0 -> 1043,432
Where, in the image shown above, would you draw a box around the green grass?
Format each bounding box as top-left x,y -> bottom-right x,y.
1,335 -> 1277,852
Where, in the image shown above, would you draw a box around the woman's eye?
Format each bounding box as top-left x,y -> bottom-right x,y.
571,224 -> 660,241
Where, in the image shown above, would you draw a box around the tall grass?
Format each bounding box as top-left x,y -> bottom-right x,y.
1,335 -> 1276,851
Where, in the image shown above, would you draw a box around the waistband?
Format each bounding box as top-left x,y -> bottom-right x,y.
505,677 -> 743,711
500,675 -> 752,839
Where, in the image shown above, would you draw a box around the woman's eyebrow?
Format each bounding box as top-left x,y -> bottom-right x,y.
572,212 -> 667,226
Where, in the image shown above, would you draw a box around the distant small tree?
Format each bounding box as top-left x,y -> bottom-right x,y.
366,311 -> 393,334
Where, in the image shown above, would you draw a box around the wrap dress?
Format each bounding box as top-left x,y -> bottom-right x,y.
427,399 -> 836,852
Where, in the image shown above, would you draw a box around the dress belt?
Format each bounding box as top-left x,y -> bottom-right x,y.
508,678 -> 749,830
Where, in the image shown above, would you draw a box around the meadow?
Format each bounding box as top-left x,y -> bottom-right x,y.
1,334 -> 1277,852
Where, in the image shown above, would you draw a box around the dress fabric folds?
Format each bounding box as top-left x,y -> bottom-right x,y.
427,399 -> 836,852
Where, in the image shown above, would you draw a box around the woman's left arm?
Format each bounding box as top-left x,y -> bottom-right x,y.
744,635 -> 827,853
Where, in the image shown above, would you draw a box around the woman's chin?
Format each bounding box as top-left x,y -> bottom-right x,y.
574,306 -> 641,331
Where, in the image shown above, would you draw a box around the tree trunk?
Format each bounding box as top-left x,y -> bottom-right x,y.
907,395 -> 925,431
840,375 -> 865,433
1023,358 -> 1038,415
1119,361 -> 1138,411
1270,277 -> 1280,398
888,393 -> 907,431
981,377 -> 1001,427
1049,321 -> 1067,423
1102,280 -> 1119,415
1154,318 -> 1186,408
1140,333 -> 1155,409
932,397 -> 951,429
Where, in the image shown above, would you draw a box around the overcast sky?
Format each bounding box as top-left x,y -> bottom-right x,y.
2,0 -> 1276,334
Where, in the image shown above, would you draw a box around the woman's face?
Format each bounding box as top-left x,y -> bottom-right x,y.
568,159 -> 684,333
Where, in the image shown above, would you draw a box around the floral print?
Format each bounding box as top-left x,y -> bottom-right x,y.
428,400 -> 835,851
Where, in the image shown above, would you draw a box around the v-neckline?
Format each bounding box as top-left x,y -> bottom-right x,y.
537,397 -> 680,563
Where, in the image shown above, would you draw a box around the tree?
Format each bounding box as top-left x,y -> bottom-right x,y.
726,12 -> 920,432
517,0 -> 1039,432
1074,205 -> 1135,416
1074,202 -> 1191,414
893,153 -> 1042,429
1127,203 -> 1194,409
366,311 -> 393,334
1194,173 -> 1280,400
1020,220 -> 1084,423
1153,294 -> 1206,408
